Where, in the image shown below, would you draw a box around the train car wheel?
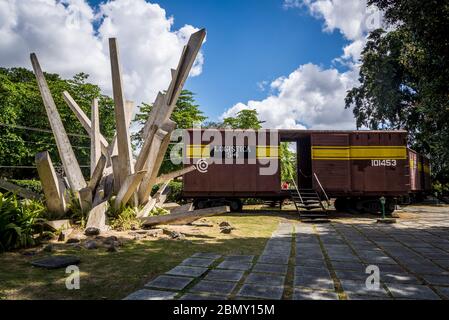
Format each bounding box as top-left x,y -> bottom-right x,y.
334,198 -> 347,212
365,200 -> 381,214
196,200 -> 208,210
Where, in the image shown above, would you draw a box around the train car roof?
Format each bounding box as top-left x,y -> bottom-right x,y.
186,129 -> 408,133
278,129 -> 408,134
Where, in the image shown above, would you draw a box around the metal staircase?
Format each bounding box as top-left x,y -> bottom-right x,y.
290,173 -> 330,220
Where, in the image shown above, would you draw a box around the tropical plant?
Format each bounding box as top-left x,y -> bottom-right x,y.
109,206 -> 141,231
280,142 -> 297,184
0,192 -> 46,252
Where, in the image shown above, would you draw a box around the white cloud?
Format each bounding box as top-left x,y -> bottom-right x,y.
0,0 -> 204,109
284,0 -> 382,41
222,64 -> 357,130
222,0 -> 381,130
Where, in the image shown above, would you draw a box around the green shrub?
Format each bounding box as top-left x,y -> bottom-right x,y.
242,198 -> 265,205
433,181 -> 449,195
66,190 -> 86,227
151,181 -> 184,203
0,192 -> 46,252
9,179 -> 43,195
109,206 -> 141,231
150,206 -> 169,216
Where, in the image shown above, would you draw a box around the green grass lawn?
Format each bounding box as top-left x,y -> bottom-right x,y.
0,211 -> 297,300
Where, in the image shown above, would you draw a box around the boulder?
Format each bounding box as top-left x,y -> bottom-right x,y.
163,229 -> 185,240
219,221 -> 231,227
85,227 -> 100,236
66,237 -> 81,244
31,256 -> 80,269
103,236 -> 118,245
220,226 -> 233,234
84,240 -> 98,250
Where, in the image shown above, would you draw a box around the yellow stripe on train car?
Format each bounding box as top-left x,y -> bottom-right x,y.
185,145 -> 279,159
256,146 -> 279,159
186,145 -> 210,158
312,146 -> 407,160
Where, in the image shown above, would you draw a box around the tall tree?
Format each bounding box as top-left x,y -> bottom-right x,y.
0,68 -> 115,179
132,90 -> 206,174
345,0 -> 449,184
223,109 -> 264,130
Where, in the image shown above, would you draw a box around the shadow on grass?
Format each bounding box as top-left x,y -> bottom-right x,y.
1,206 -> 447,300
0,213 -> 288,300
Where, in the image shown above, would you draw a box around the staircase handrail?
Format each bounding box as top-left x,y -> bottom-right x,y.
290,172 -> 303,203
313,172 -> 330,206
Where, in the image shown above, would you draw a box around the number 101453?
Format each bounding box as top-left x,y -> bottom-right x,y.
371,160 -> 397,167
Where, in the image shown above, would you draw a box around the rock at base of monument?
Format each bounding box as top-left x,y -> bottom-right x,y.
85,227 -> 100,236
163,229 -> 186,240
31,256 -> 80,269
66,237 -> 81,244
377,218 -> 397,224
220,226 -> 233,234
84,240 -> 98,250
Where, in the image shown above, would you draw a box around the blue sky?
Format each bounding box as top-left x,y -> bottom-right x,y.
1,0 -> 370,129
87,0 -> 349,122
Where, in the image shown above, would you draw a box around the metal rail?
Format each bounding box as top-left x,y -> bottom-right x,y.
290,172 -> 303,203
313,173 -> 330,206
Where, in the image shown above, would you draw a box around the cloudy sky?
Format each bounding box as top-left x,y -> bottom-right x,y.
0,0 -> 384,130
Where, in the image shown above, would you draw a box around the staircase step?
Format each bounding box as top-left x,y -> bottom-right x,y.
292,195 -> 318,199
299,203 -> 322,207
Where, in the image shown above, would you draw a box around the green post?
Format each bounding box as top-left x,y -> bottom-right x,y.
380,196 -> 386,219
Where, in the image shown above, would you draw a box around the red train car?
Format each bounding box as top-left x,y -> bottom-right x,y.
408,149 -> 432,200
182,129 -> 429,213
182,129 -> 280,211
281,130 -> 409,213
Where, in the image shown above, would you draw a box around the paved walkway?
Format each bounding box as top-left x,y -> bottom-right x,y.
124,207 -> 449,300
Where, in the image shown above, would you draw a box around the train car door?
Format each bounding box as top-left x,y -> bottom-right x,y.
297,136 -> 313,189
311,133 -> 351,192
